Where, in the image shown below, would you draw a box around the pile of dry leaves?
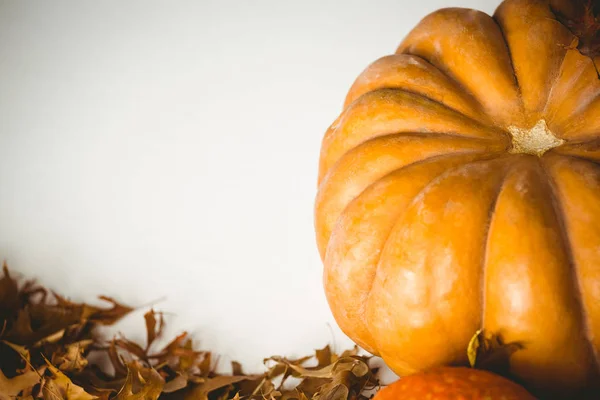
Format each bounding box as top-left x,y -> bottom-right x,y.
0,263 -> 379,399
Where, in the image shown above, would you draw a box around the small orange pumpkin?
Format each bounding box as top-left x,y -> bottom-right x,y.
373,367 -> 536,400
315,0 -> 600,397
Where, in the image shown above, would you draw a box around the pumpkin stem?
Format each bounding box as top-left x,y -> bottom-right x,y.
507,120 -> 565,157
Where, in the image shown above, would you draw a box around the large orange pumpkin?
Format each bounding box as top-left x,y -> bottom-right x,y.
315,0 -> 600,397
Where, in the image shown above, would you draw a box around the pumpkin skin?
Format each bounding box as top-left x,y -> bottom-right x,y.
315,0 -> 600,397
373,367 -> 537,400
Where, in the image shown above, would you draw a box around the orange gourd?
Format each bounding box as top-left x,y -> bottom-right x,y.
373,367 -> 536,400
315,0 -> 600,397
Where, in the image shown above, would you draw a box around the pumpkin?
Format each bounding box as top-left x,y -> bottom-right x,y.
373,367 -> 536,400
315,0 -> 600,397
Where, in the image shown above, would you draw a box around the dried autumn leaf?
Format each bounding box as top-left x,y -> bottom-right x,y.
196,351 -> 211,376
155,332 -> 203,373
298,392 -> 311,400
52,340 -> 93,373
295,377 -> 329,398
83,388 -> 113,400
231,361 -> 243,376
161,373 -> 188,393
0,262 -> 19,321
0,340 -> 29,377
260,354 -> 311,395
25,303 -> 82,344
20,280 -> 49,304
264,355 -> 312,376
315,359 -> 371,400
183,375 -> 252,400
76,365 -> 126,393
315,382 -> 347,400
43,360 -> 96,400
250,376 -> 277,398
114,337 -> 148,361
4,308 -> 34,343
34,329 -> 67,348
108,340 -> 130,378
235,374 -> 273,397
115,362 -> 164,400
2,340 -> 31,366
0,370 -> 40,400
144,310 -> 164,351
52,293 -> 133,326
315,346 -> 333,368
88,296 -> 134,326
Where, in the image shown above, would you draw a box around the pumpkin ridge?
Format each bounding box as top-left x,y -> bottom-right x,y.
478,164 -> 511,336
396,47 -> 489,123
540,156 -> 600,376
406,55 -> 489,121
363,156 -> 513,360
347,54 -> 490,123
317,146 -> 503,258
543,50 -> 600,133
563,92 -> 600,127
550,149 -> 600,166
551,136 -> 600,164
554,133 -> 600,146
541,4 -> 573,117
493,14 -> 523,110
342,87 -> 502,136
541,50 -> 571,118
348,87 -> 492,129
319,89 -> 508,180
316,134 -> 506,241
377,155 -> 514,222
328,149 -> 503,219
318,131 -> 506,193
343,92 -> 504,142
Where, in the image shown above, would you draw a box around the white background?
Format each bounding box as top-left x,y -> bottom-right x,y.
0,0 -> 499,374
